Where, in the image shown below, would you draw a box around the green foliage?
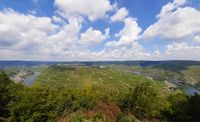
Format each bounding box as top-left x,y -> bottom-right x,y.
8,87 -> 61,122
4,86 -> 97,122
92,113 -> 105,122
0,71 -> 10,119
0,71 -> 24,120
1,65 -> 200,122
116,112 -> 137,122
187,93 -> 200,122
68,113 -> 87,122
163,91 -> 189,122
119,81 -> 166,118
67,111 -> 105,122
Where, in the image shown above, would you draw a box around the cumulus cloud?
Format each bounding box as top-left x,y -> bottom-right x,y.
0,8 -> 148,61
0,9 -> 83,60
106,17 -> 142,47
157,0 -> 187,18
71,42 -> 150,61
80,27 -> 109,46
142,1 -> 200,41
111,7 -> 128,22
0,9 -> 57,48
164,42 -> 200,60
1,0 -> 200,61
54,0 -> 114,21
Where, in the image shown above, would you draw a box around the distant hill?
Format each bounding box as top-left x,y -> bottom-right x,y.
0,61 -> 62,68
1,60 -> 200,72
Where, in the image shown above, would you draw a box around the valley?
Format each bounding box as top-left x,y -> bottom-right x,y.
1,61 -> 200,122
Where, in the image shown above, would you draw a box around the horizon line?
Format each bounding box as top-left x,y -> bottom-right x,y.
0,60 -> 199,62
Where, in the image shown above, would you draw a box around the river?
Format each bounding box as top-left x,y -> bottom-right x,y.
24,72 -> 40,86
178,83 -> 200,96
131,71 -> 200,96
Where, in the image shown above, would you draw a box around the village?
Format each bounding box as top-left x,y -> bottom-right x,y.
10,70 -> 32,83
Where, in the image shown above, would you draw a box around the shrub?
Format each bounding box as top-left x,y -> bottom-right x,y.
119,81 -> 165,118
116,112 -> 137,122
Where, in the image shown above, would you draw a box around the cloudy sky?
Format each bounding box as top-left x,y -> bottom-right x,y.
0,0 -> 200,61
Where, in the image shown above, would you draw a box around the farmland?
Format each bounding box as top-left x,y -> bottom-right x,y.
34,65 -> 164,97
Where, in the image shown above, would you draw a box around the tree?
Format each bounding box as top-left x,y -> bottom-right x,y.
164,91 -> 189,122
187,93 -> 200,122
119,81 -> 165,118
0,71 -> 10,119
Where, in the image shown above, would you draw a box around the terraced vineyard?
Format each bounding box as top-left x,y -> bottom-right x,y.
182,66 -> 200,84
34,65 -> 163,94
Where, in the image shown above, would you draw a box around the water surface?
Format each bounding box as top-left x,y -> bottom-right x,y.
24,72 -> 40,86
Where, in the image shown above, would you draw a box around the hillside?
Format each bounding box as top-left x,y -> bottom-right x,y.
34,65 -> 162,94
182,66 -> 200,89
1,65 -> 200,121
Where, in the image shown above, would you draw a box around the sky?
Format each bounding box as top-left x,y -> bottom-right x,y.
0,0 -> 200,61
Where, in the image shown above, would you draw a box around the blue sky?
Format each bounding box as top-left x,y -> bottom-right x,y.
0,0 -> 200,61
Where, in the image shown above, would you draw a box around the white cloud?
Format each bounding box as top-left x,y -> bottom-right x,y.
143,6 -> 200,40
0,9 -> 82,60
80,27 -> 109,46
48,17 -> 81,51
106,17 -> 142,47
157,0 -> 187,18
67,41 -> 150,61
143,42 -> 200,61
1,0 -> 200,61
0,9 -> 57,48
193,35 -> 200,42
164,42 -> 200,60
111,7 -> 128,22
28,10 -> 37,15
101,42 -> 149,60
54,0 -> 114,21
140,0 -> 200,60
0,9 -> 149,61
52,16 -> 64,23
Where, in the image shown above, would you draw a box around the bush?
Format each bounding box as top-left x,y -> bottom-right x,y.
68,112 -> 88,122
116,112 -> 137,122
119,81 -> 165,118
163,91 -> 189,122
7,87 -> 65,122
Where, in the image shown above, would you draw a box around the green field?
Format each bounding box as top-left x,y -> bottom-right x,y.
34,65 -> 163,95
